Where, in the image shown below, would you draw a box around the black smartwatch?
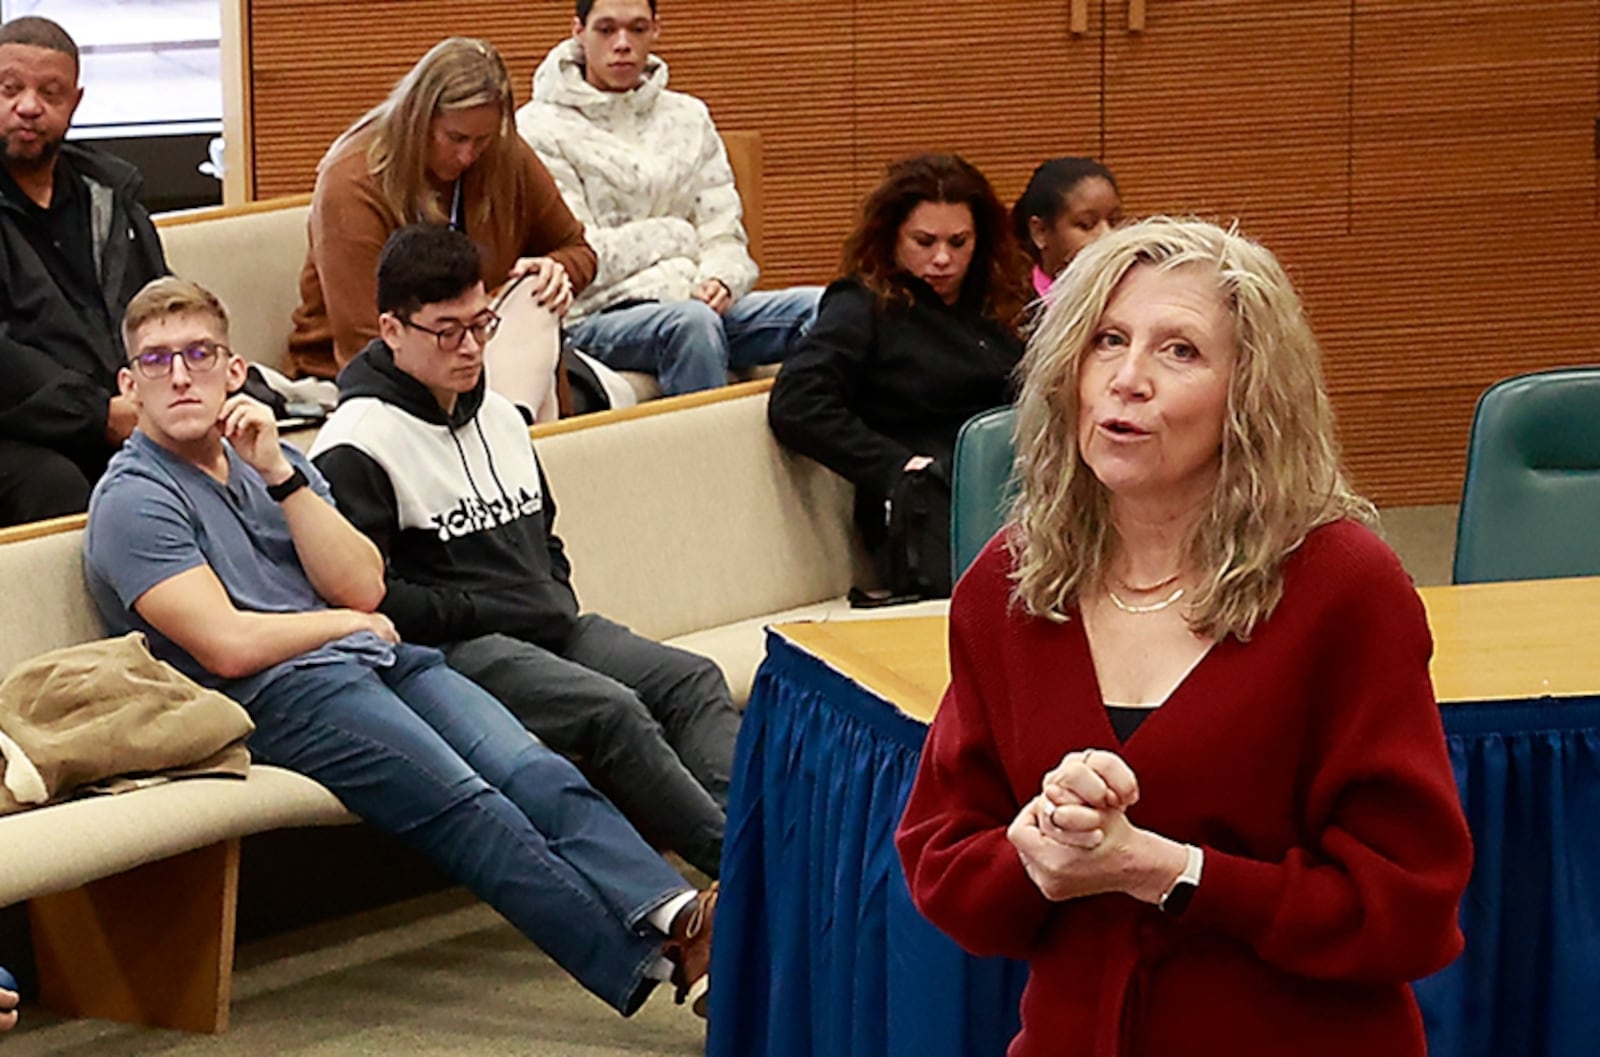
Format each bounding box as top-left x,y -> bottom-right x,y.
1158,844 -> 1204,916
266,466 -> 309,503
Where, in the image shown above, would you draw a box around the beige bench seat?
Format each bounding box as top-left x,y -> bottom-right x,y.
0,309 -> 886,1039
0,765 -> 348,909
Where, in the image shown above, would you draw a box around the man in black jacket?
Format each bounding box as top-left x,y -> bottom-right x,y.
310,224 -> 739,880
0,16 -> 166,526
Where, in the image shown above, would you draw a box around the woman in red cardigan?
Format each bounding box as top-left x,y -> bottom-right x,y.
896,216 -> 1472,1057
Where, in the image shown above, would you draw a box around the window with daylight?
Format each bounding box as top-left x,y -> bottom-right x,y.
1,0 -> 221,137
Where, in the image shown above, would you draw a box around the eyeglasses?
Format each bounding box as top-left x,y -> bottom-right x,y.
400,311 -> 501,353
129,340 -> 228,379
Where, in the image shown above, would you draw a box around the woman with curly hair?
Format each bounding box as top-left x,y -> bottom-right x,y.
896,216 -> 1472,1056
768,153 -> 1030,601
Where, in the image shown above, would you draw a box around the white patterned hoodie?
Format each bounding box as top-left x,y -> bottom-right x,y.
517,39 -> 758,321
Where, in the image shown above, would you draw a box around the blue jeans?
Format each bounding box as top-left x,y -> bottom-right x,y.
569,287 -> 822,396
243,644 -> 688,1015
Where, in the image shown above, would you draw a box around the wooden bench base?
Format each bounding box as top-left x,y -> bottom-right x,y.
29,839 -> 239,1033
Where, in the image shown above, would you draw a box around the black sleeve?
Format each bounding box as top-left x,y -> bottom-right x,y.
312,443 -> 483,644
0,330 -> 114,450
0,242 -> 113,450
767,279 -> 917,492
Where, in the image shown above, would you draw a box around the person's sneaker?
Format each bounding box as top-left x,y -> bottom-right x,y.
666,883 -> 717,1017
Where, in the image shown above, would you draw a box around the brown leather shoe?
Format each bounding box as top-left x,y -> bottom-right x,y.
666,882 -> 717,1017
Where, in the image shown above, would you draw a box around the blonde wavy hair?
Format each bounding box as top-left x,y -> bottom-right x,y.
1009,216 -> 1374,640
323,37 -> 518,238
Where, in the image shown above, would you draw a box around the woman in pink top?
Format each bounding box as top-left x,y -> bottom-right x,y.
1013,158 -> 1122,297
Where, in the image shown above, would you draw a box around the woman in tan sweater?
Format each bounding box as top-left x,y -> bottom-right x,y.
290,37 -> 595,419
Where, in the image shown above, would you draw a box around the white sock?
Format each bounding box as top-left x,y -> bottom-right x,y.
647,889 -> 698,936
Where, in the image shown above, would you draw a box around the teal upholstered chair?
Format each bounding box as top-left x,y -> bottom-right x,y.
950,406 -> 1019,582
1452,367 -> 1600,584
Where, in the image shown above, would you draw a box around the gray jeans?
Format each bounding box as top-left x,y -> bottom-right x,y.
443,615 -> 739,877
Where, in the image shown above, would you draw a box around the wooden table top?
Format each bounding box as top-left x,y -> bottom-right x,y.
775,576 -> 1600,723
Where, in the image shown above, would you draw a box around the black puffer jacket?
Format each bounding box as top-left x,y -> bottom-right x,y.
768,275 -> 1023,554
0,143 -> 167,469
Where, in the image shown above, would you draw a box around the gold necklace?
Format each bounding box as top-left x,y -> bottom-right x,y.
1107,586 -> 1186,614
1112,571 -> 1181,594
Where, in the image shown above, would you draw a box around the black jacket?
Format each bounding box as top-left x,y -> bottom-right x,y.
768,276 -> 1023,535
0,143 -> 167,468
310,342 -> 580,650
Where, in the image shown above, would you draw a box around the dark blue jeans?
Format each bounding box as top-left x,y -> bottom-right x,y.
243,644 -> 687,1014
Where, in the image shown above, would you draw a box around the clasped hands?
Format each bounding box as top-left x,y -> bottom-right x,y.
690,277 -> 733,313
1007,748 -> 1182,904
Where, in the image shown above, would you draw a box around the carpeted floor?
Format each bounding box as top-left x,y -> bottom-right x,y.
2,891 -> 707,1057
1,504 -> 1460,1056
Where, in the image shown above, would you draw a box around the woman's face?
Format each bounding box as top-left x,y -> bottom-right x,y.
1076,263 -> 1235,512
894,200 -> 976,305
1032,176 -> 1122,279
426,103 -> 502,183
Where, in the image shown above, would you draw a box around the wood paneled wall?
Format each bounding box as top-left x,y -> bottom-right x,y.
243,0 -> 1600,505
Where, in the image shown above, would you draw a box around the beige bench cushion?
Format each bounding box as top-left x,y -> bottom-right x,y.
0,529 -> 108,677
534,390 -> 859,642
158,203 -> 310,374
0,765 -> 352,907
667,598 -> 950,706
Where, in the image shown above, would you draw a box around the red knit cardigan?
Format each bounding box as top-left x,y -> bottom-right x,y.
896,520 -> 1472,1057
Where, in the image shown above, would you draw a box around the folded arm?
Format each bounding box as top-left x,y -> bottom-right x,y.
134,564 -> 393,681
223,398 -> 383,611
768,282 -> 919,489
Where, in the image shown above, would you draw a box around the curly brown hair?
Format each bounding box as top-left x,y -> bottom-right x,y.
842,153 -> 1030,330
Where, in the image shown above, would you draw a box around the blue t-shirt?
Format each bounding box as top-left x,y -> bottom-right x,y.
83,430 -> 395,704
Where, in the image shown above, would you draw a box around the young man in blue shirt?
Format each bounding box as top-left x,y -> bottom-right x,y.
83,276 -> 714,1017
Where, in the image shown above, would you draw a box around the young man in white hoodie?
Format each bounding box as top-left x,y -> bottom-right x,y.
516,0 -> 819,396
310,224 -> 740,889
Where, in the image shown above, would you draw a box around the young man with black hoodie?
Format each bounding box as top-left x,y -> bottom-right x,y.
311,224 -> 739,880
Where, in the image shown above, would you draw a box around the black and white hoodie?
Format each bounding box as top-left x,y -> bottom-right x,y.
309,341 -> 579,650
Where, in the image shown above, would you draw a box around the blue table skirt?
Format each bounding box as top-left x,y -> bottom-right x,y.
1417,697 -> 1600,1057
711,630 -> 1600,1057
709,632 -> 1026,1057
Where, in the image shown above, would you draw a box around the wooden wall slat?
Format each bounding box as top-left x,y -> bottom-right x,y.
245,0 -> 1600,506
1102,2 -> 1351,222
1331,0 -> 1599,502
